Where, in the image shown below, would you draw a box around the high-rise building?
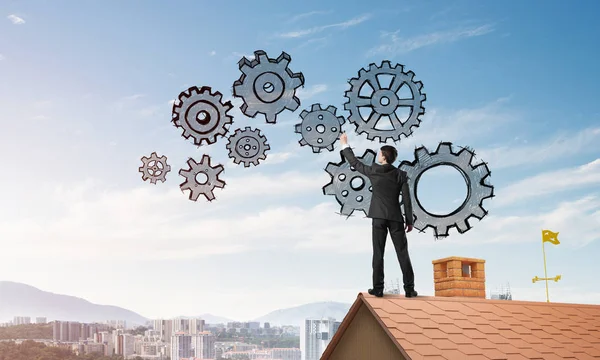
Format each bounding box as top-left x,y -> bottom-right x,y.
189,318 -> 205,334
13,316 -> 31,325
153,319 -> 173,342
171,333 -> 194,360
116,333 -> 135,357
300,318 -> 341,360
36,317 -> 47,324
194,331 -> 215,359
272,347 -> 302,360
68,322 -> 81,342
171,331 -> 215,360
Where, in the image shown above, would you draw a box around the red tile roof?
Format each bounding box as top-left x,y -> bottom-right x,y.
323,292 -> 600,359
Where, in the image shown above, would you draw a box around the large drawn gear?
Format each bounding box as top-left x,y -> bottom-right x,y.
232,50 -> 305,124
344,61 -> 426,142
323,149 -> 375,217
399,142 -> 494,238
295,103 -> 346,153
139,152 -> 171,184
179,155 -> 225,202
226,126 -> 270,167
172,86 -> 233,146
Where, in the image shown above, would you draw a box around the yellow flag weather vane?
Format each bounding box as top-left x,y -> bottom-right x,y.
532,229 -> 562,302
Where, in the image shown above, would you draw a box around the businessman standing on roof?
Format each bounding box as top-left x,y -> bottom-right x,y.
339,132 -> 418,298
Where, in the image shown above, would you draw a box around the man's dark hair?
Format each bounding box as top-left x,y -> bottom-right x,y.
380,145 -> 397,164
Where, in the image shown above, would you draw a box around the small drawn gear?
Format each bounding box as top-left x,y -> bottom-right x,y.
323,149 -> 375,217
226,127 -> 270,167
179,155 -> 225,202
295,104 -> 346,153
139,152 -> 171,184
232,50 -> 305,124
344,61 -> 426,142
172,86 -> 233,146
399,142 -> 494,238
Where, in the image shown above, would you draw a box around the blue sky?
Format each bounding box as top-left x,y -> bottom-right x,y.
1,0 -> 599,321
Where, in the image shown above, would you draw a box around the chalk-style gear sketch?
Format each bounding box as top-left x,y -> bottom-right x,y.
139,152 -> 171,184
344,61 -> 426,142
295,103 -> 346,153
323,149 -> 375,217
399,142 -> 494,238
233,50 -> 305,124
226,126 -> 270,167
179,155 -> 225,201
172,86 -> 233,146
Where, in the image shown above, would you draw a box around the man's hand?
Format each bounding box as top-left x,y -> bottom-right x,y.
340,132 -> 347,145
405,224 -> 413,233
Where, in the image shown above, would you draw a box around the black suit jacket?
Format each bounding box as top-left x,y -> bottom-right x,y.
341,147 -> 414,225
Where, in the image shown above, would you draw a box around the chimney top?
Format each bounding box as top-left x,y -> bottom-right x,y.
433,256 -> 486,299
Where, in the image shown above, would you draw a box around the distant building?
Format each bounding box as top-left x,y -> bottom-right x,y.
300,318 -> 341,360
36,317 -> 47,324
106,320 -> 126,329
13,316 -> 31,325
171,331 -> 215,360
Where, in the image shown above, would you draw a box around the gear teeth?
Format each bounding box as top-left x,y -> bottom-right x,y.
345,61 -> 426,143
300,109 -> 309,119
312,147 -> 320,153
311,103 -> 321,112
323,182 -> 334,195
455,220 -> 469,233
326,144 -> 334,151
325,105 -> 337,114
322,149 -> 376,216
436,142 -> 453,154
401,142 -> 495,238
232,50 -> 303,124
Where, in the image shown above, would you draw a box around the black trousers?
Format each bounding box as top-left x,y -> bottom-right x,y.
371,218 -> 415,292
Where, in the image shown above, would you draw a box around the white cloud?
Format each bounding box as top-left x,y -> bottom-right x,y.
367,24 -> 494,56
296,84 -> 327,100
209,50 -> 216,56
278,14 -> 371,38
330,97 -> 517,162
7,14 -> 25,25
0,54 -> 4,61
231,52 -> 255,61
2,163 -> 598,263
287,10 -> 332,24
478,127 -> 600,169
495,159 -> 600,206
294,37 -> 329,51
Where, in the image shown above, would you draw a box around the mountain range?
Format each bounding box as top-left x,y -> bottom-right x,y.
0,282 -> 350,327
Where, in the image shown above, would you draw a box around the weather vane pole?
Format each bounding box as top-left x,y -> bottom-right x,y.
532,229 -> 561,302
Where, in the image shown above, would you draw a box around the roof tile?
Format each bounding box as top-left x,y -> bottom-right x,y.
350,294 -> 600,360
429,338 -> 458,350
436,349 -> 468,359
420,328 -> 448,340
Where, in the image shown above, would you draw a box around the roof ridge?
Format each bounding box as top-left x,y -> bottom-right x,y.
360,292 -> 600,308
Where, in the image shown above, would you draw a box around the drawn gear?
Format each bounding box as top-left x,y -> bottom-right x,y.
139,152 -> 171,184
322,149 -> 375,217
233,50 -> 305,124
172,86 -> 233,146
179,155 -> 226,202
399,142 -> 494,238
344,61 -> 426,142
295,103 -> 346,153
226,127 -> 270,167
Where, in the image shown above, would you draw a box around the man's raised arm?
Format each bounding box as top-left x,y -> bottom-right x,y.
339,132 -> 372,177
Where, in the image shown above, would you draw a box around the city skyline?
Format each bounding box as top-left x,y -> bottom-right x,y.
1,0 -> 599,321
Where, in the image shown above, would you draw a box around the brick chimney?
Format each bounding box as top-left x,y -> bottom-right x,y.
433,256 -> 486,298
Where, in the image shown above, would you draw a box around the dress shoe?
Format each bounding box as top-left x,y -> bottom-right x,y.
368,288 -> 384,297
405,289 -> 418,298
